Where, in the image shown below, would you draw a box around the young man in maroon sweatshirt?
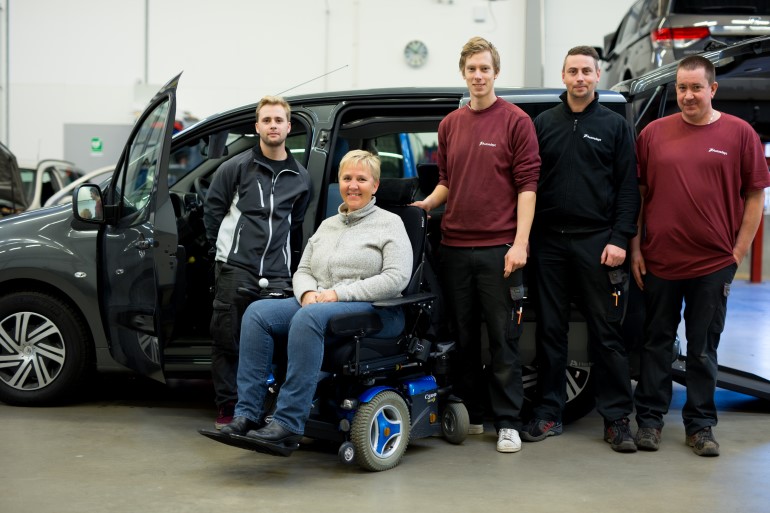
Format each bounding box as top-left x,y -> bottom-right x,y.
413,36 -> 540,453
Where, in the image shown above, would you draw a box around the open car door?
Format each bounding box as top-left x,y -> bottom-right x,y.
100,74 -> 181,383
0,141 -> 26,216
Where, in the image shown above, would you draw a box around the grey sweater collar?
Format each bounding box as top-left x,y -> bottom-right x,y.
338,197 -> 378,224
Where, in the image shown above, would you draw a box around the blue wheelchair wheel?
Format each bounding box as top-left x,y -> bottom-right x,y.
351,390 -> 411,471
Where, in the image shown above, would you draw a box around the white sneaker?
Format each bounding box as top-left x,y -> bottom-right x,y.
469,423 -> 484,435
497,428 -> 522,453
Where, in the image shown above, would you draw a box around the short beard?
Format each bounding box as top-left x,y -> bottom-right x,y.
260,133 -> 286,147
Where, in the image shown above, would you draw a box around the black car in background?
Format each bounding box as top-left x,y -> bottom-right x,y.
1,36 -> 769,421
599,0 -> 770,88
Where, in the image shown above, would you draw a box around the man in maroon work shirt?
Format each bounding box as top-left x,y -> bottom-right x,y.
632,55 -> 770,457
414,36 -> 540,453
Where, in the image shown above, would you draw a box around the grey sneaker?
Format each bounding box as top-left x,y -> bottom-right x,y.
604,418 -> 637,453
496,428 -> 522,453
468,423 -> 484,435
635,427 -> 662,451
687,427 -> 720,457
520,418 -> 563,442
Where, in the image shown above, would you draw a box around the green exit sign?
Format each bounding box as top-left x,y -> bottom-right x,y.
90,137 -> 103,154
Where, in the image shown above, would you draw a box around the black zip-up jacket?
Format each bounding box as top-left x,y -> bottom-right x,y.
532,92 -> 639,249
204,144 -> 312,278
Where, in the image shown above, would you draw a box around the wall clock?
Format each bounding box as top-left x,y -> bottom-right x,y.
404,40 -> 428,68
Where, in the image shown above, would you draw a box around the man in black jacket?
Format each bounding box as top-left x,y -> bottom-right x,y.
521,46 -> 640,451
204,95 -> 312,428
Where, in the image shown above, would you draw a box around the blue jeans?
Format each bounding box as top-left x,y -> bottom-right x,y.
234,297 -> 405,434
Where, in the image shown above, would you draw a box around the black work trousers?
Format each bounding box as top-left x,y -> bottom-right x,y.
440,244 -> 524,431
634,263 -> 736,436
210,262 -> 288,407
530,229 -> 634,423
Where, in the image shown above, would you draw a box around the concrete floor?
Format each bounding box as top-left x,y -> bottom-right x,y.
2,281 -> 770,513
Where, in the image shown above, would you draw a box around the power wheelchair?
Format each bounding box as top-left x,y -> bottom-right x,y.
200,177 -> 468,472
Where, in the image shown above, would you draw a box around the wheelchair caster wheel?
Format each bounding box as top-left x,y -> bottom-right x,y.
338,441 -> 356,465
441,402 -> 469,445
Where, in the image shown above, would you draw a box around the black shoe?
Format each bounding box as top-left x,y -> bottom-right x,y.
604,417 -> 637,453
221,416 -> 260,436
246,421 -> 302,445
198,416 -> 264,450
236,422 -> 302,457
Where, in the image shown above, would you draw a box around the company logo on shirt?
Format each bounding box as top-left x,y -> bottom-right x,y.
708,147 -> 728,156
479,141 -> 497,147
583,134 -> 602,142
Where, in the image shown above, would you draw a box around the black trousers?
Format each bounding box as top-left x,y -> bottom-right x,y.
210,262 -> 289,407
634,263 -> 736,436
530,229 -> 634,423
440,244 -> 523,431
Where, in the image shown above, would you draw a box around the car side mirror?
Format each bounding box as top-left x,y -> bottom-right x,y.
73,184 -> 104,223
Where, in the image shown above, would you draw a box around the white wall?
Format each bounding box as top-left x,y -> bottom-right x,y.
4,0 -> 634,165
541,0 -> 635,87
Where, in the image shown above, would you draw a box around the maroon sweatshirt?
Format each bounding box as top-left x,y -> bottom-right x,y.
438,97 -> 540,247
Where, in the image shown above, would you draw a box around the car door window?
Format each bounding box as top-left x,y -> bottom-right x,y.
40,168 -> 60,205
325,117 -> 443,218
617,0 -> 645,48
638,0 -> 659,32
114,100 -> 170,218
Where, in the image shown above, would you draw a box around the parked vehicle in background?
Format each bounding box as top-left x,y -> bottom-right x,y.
0,142 -> 24,216
17,159 -> 84,211
599,0 -> 770,88
43,165 -> 115,207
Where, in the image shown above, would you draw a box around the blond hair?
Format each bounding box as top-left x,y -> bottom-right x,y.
338,150 -> 381,182
255,95 -> 291,119
459,36 -> 500,74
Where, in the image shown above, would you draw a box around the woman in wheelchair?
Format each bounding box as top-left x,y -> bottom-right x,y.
214,149 -> 413,456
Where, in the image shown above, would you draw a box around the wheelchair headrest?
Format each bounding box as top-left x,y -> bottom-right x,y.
377,203 -> 427,296
375,177 -> 419,206
416,163 -> 439,196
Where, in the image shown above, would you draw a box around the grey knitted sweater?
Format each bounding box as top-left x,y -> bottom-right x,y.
292,198 -> 412,303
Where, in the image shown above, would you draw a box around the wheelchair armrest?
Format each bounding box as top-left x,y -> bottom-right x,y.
372,292 -> 436,308
328,311 -> 383,337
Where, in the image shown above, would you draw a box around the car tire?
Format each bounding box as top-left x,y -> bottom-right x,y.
522,363 -> 595,424
0,291 -> 91,405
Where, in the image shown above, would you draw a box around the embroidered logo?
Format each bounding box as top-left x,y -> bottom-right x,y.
479,141 -> 497,147
583,134 -> 602,142
708,148 -> 728,156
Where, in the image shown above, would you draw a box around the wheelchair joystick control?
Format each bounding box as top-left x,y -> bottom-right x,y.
258,278 -> 269,290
